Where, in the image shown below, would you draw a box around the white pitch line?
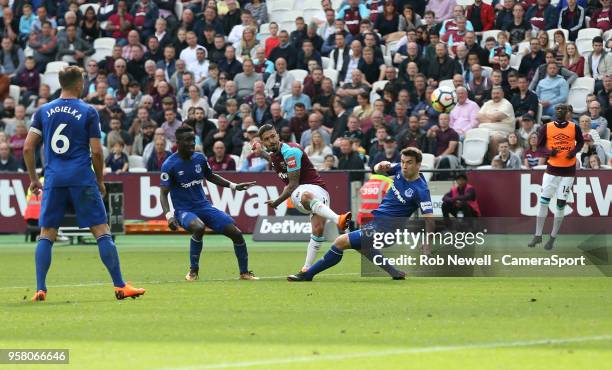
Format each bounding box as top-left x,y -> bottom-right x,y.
156,335 -> 612,370
0,273 -> 360,291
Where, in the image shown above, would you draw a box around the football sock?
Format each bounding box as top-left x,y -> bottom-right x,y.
303,234 -> 324,269
97,234 -> 125,288
304,245 -> 343,279
233,242 -> 249,273
190,236 -> 203,269
35,238 -> 53,292
361,247 -> 403,278
535,200 -> 549,237
309,199 -> 340,224
551,206 -> 565,238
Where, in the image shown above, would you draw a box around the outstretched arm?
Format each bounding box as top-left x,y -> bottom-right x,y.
373,161 -> 393,175
266,170 -> 300,209
205,172 -> 256,190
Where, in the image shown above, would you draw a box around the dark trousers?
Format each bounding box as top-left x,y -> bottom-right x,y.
442,201 -> 479,219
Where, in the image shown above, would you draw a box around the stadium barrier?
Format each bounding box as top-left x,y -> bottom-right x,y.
0,170 -> 609,234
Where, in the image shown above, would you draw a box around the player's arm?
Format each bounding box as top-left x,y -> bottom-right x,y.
90,138 -> 106,197
23,129 -> 42,194
266,169 -> 300,208
537,124 -> 555,156
160,185 -> 178,231
568,124 -> 584,159
205,171 -> 256,191
251,140 -> 271,161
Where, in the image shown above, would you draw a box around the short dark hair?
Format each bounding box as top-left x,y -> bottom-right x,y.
400,147 -> 422,163
175,125 -> 194,140
593,36 -> 604,45
258,123 -> 276,138
58,66 -> 84,91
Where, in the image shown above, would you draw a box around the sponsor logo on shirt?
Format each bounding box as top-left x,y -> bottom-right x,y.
287,156 -> 297,169
195,164 -> 202,174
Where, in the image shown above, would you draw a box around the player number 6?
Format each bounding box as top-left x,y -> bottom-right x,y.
51,123 -> 70,154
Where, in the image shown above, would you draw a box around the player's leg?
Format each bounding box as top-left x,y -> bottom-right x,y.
529,173 -> 558,247
545,176 -> 574,250
32,187 -> 69,301
302,214 -> 325,272
175,211 -> 206,281
288,233 -> 351,281
201,206 -> 257,279
73,186 -> 144,299
297,186 -> 351,230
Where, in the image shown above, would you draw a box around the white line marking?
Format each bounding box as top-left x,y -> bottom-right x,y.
156,335 -> 612,370
0,273 -> 360,290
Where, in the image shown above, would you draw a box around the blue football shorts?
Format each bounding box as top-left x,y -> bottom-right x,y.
39,186 -> 107,228
174,204 -> 235,234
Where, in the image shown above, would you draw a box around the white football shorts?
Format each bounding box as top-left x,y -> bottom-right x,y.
290,184 -> 331,215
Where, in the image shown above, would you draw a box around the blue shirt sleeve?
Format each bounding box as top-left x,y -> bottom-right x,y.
388,163 -> 401,176
282,146 -> 303,172
417,184 -> 433,215
87,107 -> 102,139
30,108 -> 42,135
200,154 -> 213,178
160,159 -> 173,187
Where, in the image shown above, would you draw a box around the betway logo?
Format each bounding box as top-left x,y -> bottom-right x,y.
140,177 -> 287,218
259,219 -> 312,234
0,179 -> 27,217
521,174 -> 611,216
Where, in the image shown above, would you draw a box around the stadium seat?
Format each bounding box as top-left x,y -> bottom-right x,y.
477,165 -> 493,169
577,28 -> 602,40
383,55 -> 392,66
604,29 -> 612,42
45,61 -> 69,73
600,139 -> 611,154
321,56 -> 330,69
567,87 -> 591,114
456,0 -> 475,5
302,0 -> 322,8
278,20 -> 297,33
270,9 -> 299,23
481,66 -> 493,76
576,38 -> 594,55
302,8 -> 321,22
331,0 -> 343,10
323,69 -> 338,86
175,1 -> 183,20
480,30 -> 501,47
129,167 -> 147,173
128,155 -> 145,169
420,153 -> 435,182
547,29 -> 569,48
9,85 -> 20,103
93,37 -> 116,49
102,146 -> 109,160
230,154 -> 241,169
288,69 -> 308,83
571,77 -> 595,91
209,118 -> 219,128
461,128 -> 490,166
269,0 -> 294,11
510,54 -> 522,70
533,164 -> 548,170
42,72 -> 61,93
79,3 -> 100,14
385,40 -> 400,56
601,127 -> 610,140
536,103 -> 543,124
87,48 -> 113,63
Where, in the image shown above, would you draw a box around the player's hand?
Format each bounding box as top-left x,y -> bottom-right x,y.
252,141 -> 263,155
377,161 -> 392,173
549,148 -> 559,157
265,199 -> 278,209
167,217 -> 178,231
566,151 -> 576,159
29,179 -> 42,195
97,181 -> 106,198
235,181 -> 256,190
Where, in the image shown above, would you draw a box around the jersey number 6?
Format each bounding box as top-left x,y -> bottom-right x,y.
51,123 -> 70,154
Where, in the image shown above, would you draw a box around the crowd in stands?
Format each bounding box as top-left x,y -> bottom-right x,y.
1,0 -> 612,176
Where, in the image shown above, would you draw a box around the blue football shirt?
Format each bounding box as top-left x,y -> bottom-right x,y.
372,164 -> 433,218
160,152 -> 213,211
30,98 -> 101,188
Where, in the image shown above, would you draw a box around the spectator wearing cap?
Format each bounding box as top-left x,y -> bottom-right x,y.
442,174 -> 480,220
370,135 -> 400,168
449,87 -> 479,138
265,58 -> 295,100
518,114 -> 540,146
133,121 -> 157,157
268,31 -> 298,70
581,133 -> 607,167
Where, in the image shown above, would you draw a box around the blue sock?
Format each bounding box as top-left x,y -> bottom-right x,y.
304,245 -> 343,279
35,238 -> 53,291
233,242 -> 248,273
190,236 -> 203,269
97,234 -> 125,287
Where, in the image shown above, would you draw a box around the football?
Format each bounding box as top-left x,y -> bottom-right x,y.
431,86 -> 457,113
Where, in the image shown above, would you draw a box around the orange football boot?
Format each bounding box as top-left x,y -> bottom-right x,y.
31,290 -> 46,302
338,212 -> 352,231
114,283 -> 145,300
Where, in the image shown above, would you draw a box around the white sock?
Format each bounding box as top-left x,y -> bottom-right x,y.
535,201 -> 549,236
309,199 -> 340,224
303,234 -> 324,269
551,206 -> 566,238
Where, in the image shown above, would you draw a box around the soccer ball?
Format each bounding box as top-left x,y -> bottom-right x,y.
431,86 -> 457,113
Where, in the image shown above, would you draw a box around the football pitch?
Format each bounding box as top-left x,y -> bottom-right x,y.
1,234 -> 611,370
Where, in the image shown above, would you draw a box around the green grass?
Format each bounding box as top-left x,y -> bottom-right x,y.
0,234 -> 611,370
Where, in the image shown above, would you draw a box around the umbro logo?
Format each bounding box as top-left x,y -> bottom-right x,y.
552,133 -> 570,141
